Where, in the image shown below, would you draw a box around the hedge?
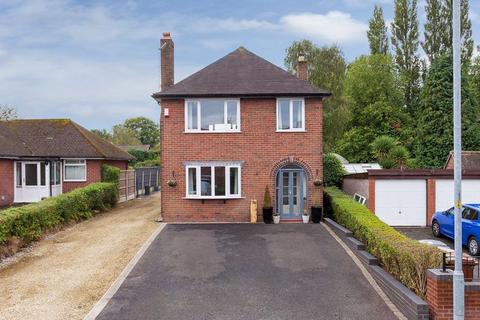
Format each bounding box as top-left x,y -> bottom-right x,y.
0,182 -> 118,247
101,164 -> 120,183
324,187 -> 442,298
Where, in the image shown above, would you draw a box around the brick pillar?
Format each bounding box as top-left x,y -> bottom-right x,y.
427,178 -> 436,226
427,269 -> 453,320
368,176 -> 375,213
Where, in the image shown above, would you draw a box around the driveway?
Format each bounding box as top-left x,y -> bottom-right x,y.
97,224 -> 396,320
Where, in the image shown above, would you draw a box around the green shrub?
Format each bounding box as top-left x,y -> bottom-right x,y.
324,187 -> 442,298
134,158 -> 160,168
263,186 -> 272,208
0,182 -> 118,248
101,164 -> 120,183
323,153 -> 345,187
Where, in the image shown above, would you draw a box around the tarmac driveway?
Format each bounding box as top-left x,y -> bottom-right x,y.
97,224 -> 396,320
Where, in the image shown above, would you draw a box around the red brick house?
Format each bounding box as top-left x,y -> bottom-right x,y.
153,33 -> 329,222
0,119 -> 133,206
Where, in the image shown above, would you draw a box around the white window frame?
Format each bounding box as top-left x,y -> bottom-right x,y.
184,99 -> 241,133
354,193 -> 367,205
276,98 -> 305,132
63,159 -> 87,182
185,163 -> 242,199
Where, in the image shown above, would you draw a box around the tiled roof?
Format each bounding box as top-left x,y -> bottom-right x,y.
0,119 -> 134,160
152,47 -> 330,99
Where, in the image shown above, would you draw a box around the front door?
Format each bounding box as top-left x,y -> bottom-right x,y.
277,169 -> 305,220
14,161 -> 50,203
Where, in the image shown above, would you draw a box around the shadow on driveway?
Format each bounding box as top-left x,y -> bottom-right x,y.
97,224 -> 396,320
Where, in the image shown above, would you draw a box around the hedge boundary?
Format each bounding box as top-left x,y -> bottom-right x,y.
0,182 -> 118,257
324,187 -> 442,298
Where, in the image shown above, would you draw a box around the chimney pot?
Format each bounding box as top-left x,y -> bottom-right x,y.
296,53 -> 308,81
160,32 -> 174,91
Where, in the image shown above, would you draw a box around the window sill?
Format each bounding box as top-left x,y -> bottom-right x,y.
183,196 -> 244,200
276,129 -> 306,133
183,131 -> 242,134
64,180 -> 87,182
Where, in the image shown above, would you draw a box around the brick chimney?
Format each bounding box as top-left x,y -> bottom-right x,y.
297,53 -> 308,81
160,32 -> 174,91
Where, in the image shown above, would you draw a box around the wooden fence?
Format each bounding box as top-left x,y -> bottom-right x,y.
118,170 -> 136,203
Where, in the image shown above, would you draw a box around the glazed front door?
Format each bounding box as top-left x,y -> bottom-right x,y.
278,169 -> 304,220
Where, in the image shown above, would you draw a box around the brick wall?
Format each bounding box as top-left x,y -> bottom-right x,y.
160,97 -> 323,222
0,159 -> 14,206
427,269 -> 480,320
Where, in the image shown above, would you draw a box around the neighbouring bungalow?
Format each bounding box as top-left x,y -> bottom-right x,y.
153,32 -> 329,222
0,119 -> 134,206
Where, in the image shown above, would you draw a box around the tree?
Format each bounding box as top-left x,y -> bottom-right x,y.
323,153 -> 345,187
415,55 -> 480,167
391,0 -> 421,115
111,125 -> 141,146
336,55 -> 410,162
284,40 -> 349,151
0,106 -> 18,120
367,5 -> 389,55
124,117 -> 159,147
422,0 -> 447,63
371,135 -> 410,169
91,129 -> 112,141
470,54 -> 480,107
441,0 -> 474,63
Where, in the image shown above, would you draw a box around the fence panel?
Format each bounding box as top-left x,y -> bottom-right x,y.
135,167 -> 160,196
118,170 -> 136,202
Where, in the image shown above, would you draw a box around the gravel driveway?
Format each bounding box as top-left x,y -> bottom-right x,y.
97,224 -> 396,320
0,192 -> 161,320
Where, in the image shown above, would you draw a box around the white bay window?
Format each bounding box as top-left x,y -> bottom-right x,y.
185,162 -> 241,198
185,99 -> 240,132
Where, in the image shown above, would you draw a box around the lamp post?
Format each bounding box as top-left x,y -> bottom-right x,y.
452,0 -> 464,318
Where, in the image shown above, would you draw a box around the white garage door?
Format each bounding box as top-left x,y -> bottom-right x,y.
375,180 -> 426,226
435,180 -> 480,213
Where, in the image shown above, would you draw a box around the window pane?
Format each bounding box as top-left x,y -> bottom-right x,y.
55,162 -> 61,184
229,167 -> 239,195
292,100 -> 303,128
16,163 -> 22,187
214,167 -> 225,196
226,101 -> 238,130
279,100 -> 290,130
40,163 -> 46,186
65,159 -> 84,165
201,167 -> 212,196
201,100 -> 224,131
25,164 -> 38,186
188,167 -> 197,195
187,102 -> 198,130
65,165 -> 85,180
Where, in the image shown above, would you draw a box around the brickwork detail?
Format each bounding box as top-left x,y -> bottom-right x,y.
160,97 -> 323,222
0,160 -> 14,206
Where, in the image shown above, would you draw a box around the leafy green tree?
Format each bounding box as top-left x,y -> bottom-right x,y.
0,106 -> 17,120
415,54 -> 480,167
124,117 -> 159,147
91,129 -> 112,141
422,0 -> 446,63
323,153 -> 345,187
284,40 -> 349,151
337,55 -> 410,162
470,54 -> 480,107
441,0 -> 474,63
111,125 -> 141,146
367,5 -> 389,55
391,0 -> 421,115
372,135 -> 410,169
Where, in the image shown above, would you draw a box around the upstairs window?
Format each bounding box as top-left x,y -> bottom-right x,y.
277,98 -> 305,131
185,99 -> 240,132
185,162 -> 241,199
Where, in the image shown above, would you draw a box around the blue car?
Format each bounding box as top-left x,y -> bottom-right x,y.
432,204 -> 480,256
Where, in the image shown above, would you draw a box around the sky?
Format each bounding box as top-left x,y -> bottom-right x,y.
0,0 -> 479,130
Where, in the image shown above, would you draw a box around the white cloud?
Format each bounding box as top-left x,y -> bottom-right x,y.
280,11 -> 368,43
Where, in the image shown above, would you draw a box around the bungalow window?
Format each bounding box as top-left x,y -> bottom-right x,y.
185,99 -> 240,132
64,159 -> 86,181
277,98 -> 305,131
186,163 -> 241,198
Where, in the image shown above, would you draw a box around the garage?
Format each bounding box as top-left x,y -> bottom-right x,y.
435,179 -> 480,212
375,179 -> 427,226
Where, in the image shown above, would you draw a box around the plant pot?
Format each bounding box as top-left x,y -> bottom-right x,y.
273,215 -> 280,224
311,206 -> 323,223
262,207 -> 273,224
302,215 -> 309,224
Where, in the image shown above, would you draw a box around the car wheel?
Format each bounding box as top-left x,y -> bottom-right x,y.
468,237 -> 479,256
432,221 -> 441,237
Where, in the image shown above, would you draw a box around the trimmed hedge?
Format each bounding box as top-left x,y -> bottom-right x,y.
101,164 -> 120,183
324,187 -> 442,298
0,182 -> 118,247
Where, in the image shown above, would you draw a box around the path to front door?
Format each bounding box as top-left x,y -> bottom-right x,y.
95,224 -> 396,320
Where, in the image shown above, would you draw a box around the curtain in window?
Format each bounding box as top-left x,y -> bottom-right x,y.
65,165 -> 85,180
